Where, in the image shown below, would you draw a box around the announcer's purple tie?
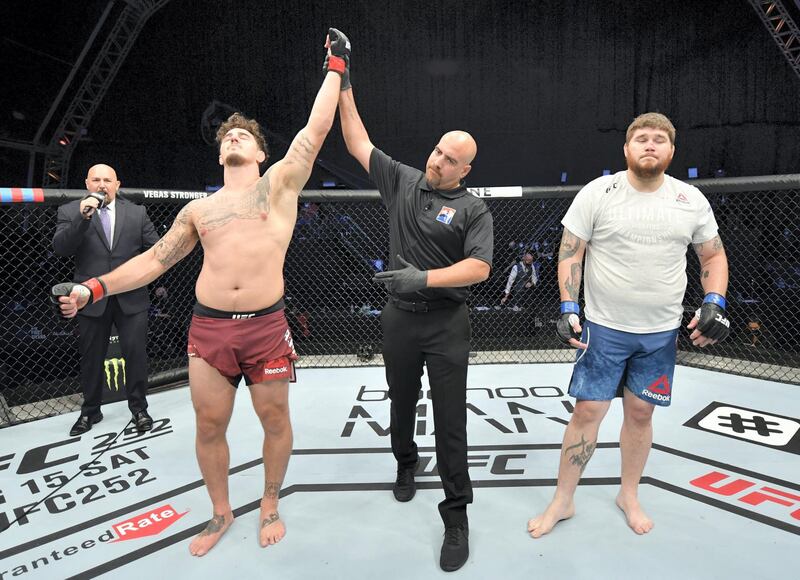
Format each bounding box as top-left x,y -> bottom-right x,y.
99,206 -> 112,247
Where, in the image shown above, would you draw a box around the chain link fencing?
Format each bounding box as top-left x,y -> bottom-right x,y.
1,175 -> 798,426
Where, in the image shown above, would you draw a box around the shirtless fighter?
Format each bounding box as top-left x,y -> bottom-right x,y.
52,28 -> 350,556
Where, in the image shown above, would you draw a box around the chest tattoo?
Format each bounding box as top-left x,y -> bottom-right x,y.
198,177 -> 271,233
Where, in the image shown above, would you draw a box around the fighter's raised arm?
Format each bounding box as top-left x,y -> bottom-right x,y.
269,28 -> 349,194
53,201 -> 199,317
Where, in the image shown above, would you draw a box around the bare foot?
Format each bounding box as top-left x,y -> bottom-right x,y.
616,494 -> 654,534
527,499 -> 575,538
189,511 -> 234,556
259,503 -> 286,547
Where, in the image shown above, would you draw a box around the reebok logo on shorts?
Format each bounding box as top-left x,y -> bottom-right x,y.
263,357 -> 293,380
642,375 -> 671,402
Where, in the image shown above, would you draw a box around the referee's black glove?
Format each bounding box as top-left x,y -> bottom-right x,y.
372,255 -> 428,294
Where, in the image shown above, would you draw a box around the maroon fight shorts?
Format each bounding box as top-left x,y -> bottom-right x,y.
187,299 -> 298,386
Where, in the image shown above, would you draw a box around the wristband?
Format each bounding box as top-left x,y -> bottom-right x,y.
703,292 -> 726,310
83,277 -> 108,304
326,55 -> 346,75
560,301 -> 580,314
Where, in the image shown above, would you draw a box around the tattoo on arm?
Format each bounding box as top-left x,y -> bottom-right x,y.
565,263 -> 582,302
564,434 -> 597,474
199,513 -> 226,536
284,132 -> 315,170
702,270 -> 709,280
154,206 -> 196,268
693,235 -> 724,259
263,481 -> 281,500
559,228 -> 582,261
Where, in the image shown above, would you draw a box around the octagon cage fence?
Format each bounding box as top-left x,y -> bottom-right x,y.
1,174 -> 798,426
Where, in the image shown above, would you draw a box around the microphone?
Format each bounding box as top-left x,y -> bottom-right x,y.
82,191 -> 107,216
423,201 -> 433,212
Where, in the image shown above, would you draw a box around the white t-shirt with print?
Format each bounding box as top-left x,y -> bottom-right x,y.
561,171 -> 718,333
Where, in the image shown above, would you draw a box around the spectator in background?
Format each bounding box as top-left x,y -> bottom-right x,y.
501,251 -> 537,309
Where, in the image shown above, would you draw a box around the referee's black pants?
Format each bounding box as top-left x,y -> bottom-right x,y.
381,300 -> 472,526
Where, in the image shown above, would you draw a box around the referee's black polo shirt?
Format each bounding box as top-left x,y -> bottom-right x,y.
369,148 -> 494,303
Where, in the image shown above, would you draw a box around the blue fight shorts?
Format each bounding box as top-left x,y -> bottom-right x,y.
568,320 -> 678,407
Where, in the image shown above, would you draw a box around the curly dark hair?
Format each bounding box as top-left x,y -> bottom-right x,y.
216,113 -> 269,161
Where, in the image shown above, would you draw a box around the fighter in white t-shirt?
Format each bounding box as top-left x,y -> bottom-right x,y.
528,113 -> 730,540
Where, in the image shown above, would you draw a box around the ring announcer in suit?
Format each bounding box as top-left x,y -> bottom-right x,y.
53,164 -> 160,436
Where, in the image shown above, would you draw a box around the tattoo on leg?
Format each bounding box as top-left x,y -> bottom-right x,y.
199,514 -> 226,536
564,434 -> 597,474
261,512 -> 280,528
264,481 -> 281,499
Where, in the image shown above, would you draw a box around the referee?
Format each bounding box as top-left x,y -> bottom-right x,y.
338,82 -> 493,570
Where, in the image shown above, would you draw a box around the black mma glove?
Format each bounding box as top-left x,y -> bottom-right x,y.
50,279 -> 108,316
556,301 -> 582,345
372,255 -> 428,294
323,27 -> 351,90
694,293 -> 730,342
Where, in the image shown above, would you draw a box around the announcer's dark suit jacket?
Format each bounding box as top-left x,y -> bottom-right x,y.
52,196 -> 159,316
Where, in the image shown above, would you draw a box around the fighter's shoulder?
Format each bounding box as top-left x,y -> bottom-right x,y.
576,173 -> 620,199
663,174 -> 710,207
258,162 -> 300,196
175,196 -> 207,221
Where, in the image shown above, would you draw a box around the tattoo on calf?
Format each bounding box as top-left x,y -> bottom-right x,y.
261,512 -> 280,528
564,435 -> 596,474
199,514 -> 226,536
263,481 -> 281,499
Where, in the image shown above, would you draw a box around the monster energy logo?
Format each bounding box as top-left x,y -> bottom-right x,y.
104,357 -> 126,391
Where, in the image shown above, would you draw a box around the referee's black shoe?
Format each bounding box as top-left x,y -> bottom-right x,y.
440,521 -> 469,571
392,460 -> 419,502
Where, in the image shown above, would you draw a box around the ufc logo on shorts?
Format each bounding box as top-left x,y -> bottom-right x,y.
232,313 -> 255,319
